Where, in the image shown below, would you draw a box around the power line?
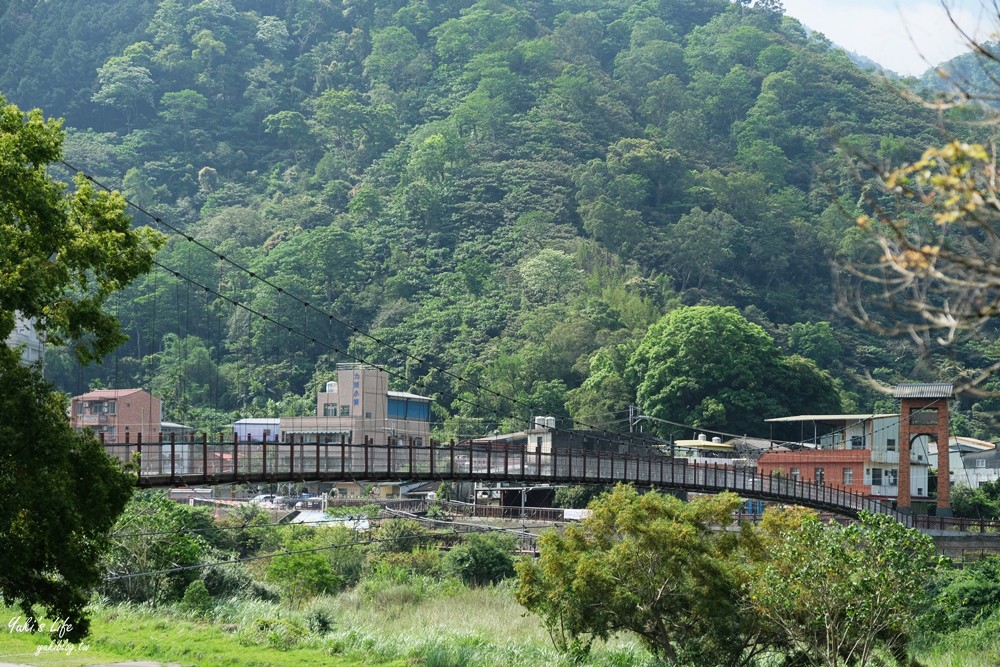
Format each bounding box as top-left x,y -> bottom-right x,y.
59,160 -> 673,449
147,256 -> 669,452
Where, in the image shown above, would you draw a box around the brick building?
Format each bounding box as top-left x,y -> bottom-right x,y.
757,413 -> 931,501
70,388 -> 161,442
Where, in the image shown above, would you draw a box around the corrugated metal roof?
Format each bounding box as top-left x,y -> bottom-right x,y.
892,383 -> 954,399
764,413 -> 898,423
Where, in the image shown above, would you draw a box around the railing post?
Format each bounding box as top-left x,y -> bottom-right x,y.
450,439 -> 455,476
659,454 -> 664,485
292,435 -> 298,476
430,439 -> 436,478
202,432 -> 208,482
262,432 -> 268,479
521,444 -> 525,479
387,436 -> 393,477
504,442 -> 509,479
316,436 -> 321,477
232,432 -> 239,482
537,444 -> 542,481
364,436 -> 370,477
553,447 -> 558,481
648,454 -> 652,484
469,439 -> 474,478
487,443 -> 492,479
568,447 -> 572,482
134,432 -> 141,478
409,437 -> 414,476
341,434 -> 346,478
170,432 -> 176,482
582,449 -> 587,481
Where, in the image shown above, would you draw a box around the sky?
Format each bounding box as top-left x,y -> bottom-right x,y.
780,0 -> 996,76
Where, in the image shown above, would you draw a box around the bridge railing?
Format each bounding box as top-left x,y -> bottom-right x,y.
101,433 -> 903,522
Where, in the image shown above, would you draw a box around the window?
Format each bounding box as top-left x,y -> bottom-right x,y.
885,469 -> 897,487
107,400 -> 116,415
977,459 -> 987,469
415,437 -> 423,447
843,468 -> 854,485
340,405 -> 350,416
871,468 -> 883,486
536,436 -> 543,448
323,403 -> 337,416
850,436 -> 864,449
918,487 -> 924,496
886,438 -> 896,452
910,409 -> 938,425
365,411 -> 372,419
790,467 -> 800,481
814,467 -> 825,484
77,402 -> 84,415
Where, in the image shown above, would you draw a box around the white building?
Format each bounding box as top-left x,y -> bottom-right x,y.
6,314 -> 43,364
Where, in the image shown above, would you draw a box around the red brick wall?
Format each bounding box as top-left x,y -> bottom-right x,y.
757,449 -> 870,494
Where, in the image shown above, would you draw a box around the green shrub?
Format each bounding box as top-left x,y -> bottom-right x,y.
179,579 -> 214,617
446,533 -> 516,587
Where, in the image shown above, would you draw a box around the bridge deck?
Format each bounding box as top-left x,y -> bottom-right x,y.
103,436 -> 907,523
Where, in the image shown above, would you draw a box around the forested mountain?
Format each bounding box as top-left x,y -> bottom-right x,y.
4,0 -> 996,440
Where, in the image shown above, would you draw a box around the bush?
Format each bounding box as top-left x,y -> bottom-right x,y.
446,533 -> 517,587
372,518 -> 431,553
179,579 -> 214,618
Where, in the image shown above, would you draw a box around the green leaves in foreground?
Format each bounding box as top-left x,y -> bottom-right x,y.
518,487 -> 941,667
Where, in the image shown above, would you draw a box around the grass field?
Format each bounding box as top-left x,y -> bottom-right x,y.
0,583 -> 656,667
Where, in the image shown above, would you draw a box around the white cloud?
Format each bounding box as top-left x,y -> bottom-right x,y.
780,0 -> 994,75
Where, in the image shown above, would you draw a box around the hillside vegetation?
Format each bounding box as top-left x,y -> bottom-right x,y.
4,0 -> 997,439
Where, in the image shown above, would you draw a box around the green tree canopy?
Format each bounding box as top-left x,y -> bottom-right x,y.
626,305 -> 840,436
0,97 -> 163,640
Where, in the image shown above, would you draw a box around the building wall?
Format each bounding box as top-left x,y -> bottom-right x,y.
70,391 -> 161,442
6,314 -> 44,364
757,449 -> 870,494
285,366 -> 430,446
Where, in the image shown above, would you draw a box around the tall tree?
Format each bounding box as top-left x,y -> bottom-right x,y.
0,96 -> 164,640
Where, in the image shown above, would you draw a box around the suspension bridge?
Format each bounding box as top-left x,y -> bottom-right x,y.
102,433 -> 964,531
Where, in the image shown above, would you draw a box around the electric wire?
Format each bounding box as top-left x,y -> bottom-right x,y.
58,160 -> 678,449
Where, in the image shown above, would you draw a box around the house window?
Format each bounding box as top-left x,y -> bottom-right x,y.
365,411 -> 372,419
843,468 -> 854,485
918,487 -> 924,496
871,468 -> 883,486
790,467 -> 800,481
977,459 -> 987,469
415,437 -> 423,447
323,403 -> 337,416
77,402 -> 84,415
886,438 -> 896,452
340,405 -> 350,416
850,436 -> 864,449
885,469 -> 897,487
814,467 -> 825,484
107,400 -> 116,415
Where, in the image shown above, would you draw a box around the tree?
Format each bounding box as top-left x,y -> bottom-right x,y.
625,306 -> 840,436
446,532 -> 516,586
750,510 -> 940,667
0,97 -> 163,640
516,486 -> 777,664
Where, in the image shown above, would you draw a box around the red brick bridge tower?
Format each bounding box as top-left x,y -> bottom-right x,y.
893,383 -> 953,515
